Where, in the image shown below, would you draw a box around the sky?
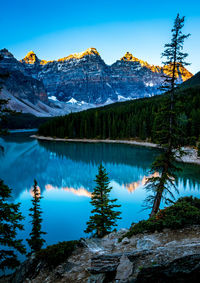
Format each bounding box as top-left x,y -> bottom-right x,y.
1,0 -> 199,74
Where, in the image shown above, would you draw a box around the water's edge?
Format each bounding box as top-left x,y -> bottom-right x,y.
31,135 -> 200,166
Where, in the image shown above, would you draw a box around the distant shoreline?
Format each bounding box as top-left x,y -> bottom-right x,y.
31,135 -> 159,148
9,128 -> 38,133
31,135 -> 200,166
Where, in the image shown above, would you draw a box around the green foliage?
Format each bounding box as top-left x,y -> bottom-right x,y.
145,14 -> 190,216
38,86 -> 200,145
0,179 -> 26,271
0,113 -> 51,130
182,71 -> 200,89
123,197 -> 200,238
145,96 -> 183,214
85,164 -> 121,237
36,240 -> 79,268
27,180 -> 46,253
160,14 -> 190,92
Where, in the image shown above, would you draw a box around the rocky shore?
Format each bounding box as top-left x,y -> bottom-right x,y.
31,135 -> 200,166
6,225 -> 200,283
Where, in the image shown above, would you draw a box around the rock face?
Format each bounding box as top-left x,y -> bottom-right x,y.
6,225 -> 200,283
0,49 -> 95,116
20,48 -> 192,104
0,66 -> 54,117
0,47 -> 193,110
0,67 -> 48,104
0,48 -> 52,116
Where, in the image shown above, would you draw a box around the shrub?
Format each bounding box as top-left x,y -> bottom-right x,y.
122,197 -> 200,239
36,240 -> 80,268
188,136 -> 197,146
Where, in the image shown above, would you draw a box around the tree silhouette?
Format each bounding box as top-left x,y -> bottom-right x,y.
0,180 -> 25,272
85,164 -> 121,237
146,14 -> 190,216
27,180 -> 46,253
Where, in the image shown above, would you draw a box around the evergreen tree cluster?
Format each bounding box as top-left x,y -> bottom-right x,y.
38,86 -> 200,146
0,178 -> 46,273
0,180 -> 26,271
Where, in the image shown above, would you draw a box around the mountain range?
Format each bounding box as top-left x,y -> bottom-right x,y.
0,47 -> 193,116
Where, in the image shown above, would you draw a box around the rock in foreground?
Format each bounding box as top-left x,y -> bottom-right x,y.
5,225 -> 200,283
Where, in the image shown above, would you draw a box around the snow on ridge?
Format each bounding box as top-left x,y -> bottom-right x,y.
104,98 -> 114,105
48,95 -> 58,101
106,83 -> 112,88
145,82 -> 154,87
118,95 -> 126,101
67,98 -> 78,104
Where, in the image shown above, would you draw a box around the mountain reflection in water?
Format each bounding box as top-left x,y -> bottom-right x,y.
0,133 -> 200,246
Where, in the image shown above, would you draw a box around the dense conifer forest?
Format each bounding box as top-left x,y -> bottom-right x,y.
0,113 -> 51,130
38,84 -> 200,146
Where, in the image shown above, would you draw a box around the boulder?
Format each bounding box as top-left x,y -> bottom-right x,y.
115,254 -> 133,280
136,236 -> 160,250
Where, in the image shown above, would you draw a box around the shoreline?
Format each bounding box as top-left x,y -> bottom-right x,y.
31,135 -> 200,166
30,135 -> 159,148
9,128 -> 38,133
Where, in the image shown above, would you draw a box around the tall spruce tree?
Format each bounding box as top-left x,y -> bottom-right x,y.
146,14 -> 190,217
27,180 -> 46,253
0,180 -> 26,272
85,164 -> 121,237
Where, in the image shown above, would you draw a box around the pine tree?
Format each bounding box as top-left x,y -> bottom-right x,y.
146,14 -> 190,217
85,164 -> 121,237
27,180 -> 46,253
0,179 -> 26,272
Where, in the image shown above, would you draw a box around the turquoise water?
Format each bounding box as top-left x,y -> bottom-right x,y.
0,133 -> 200,251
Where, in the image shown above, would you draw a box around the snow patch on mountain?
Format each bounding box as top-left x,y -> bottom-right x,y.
118,95 -> 126,101
67,98 -> 78,104
48,96 -> 58,101
104,98 -> 114,105
145,82 -> 154,87
106,83 -> 112,88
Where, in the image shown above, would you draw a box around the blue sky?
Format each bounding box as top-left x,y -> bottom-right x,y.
1,0 -> 199,74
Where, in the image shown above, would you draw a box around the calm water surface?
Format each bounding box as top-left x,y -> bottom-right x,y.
0,133 -> 200,251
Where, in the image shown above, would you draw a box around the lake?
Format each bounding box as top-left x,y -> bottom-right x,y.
0,132 -> 200,251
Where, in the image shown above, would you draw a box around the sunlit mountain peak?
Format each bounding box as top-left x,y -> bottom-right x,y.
120,52 -> 192,81
121,51 -> 161,71
21,51 -> 48,65
22,51 -> 39,64
57,47 -> 100,62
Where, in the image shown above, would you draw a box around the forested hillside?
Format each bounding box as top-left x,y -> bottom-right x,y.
38,85 -> 200,145
0,113 -> 51,130
181,71 -> 200,88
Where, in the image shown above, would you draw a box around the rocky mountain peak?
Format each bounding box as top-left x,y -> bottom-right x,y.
121,51 -> 158,70
120,52 -> 192,81
57,47 -> 100,62
0,48 -> 14,59
163,63 -> 193,82
21,51 -> 40,64
121,52 -> 135,61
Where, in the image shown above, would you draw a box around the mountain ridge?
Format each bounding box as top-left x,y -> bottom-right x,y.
0,47 -> 193,116
20,48 -> 192,82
